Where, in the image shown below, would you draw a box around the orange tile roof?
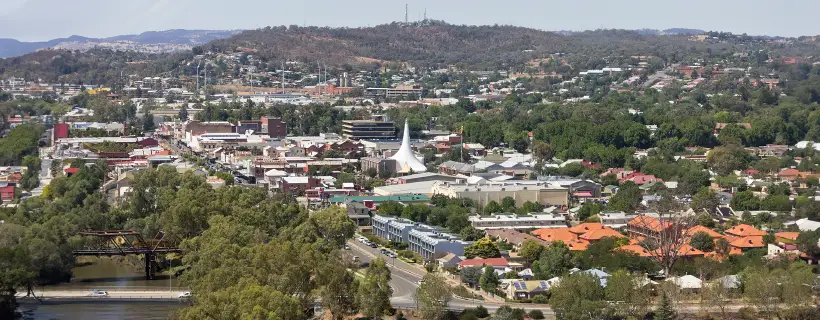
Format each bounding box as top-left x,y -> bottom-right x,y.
569,222 -> 605,235
677,244 -> 706,257
775,232 -> 799,241
729,236 -> 765,249
565,239 -> 590,251
725,224 -> 767,238
628,215 -> 672,232
533,228 -> 578,242
617,244 -> 652,257
579,227 -> 625,241
685,226 -> 723,239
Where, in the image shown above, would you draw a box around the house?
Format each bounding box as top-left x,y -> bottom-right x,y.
619,172 -> 663,185
724,224 -> 767,240
0,185 -> 14,202
340,201 -> 372,226
437,253 -> 463,268
439,161 -> 476,176
458,257 -> 510,270
507,280 -> 551,300
486,229 -> 548,249
598,212 -> 638,230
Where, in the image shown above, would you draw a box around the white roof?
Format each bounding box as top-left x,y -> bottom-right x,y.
389,119 -> 427,172
796,218 -> 820,232
282,177 -> 310,184
670,275 -> 703,289
265,169 -> 288,177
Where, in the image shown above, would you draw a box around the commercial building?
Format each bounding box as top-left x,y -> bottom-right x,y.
408,228 -> 469,260
469,213 -> 568,230
431,181 -> 569,208
371,215 -> 420,243
342,120 -> 395,140
261,117 -> 287,138
365,85 -> 423,98
372,215 -> 469,259
598,211 -> 638,230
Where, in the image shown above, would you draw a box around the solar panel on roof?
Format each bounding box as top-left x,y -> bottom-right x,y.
513,282 -> 521,290
520,282 -> 527,290
539,281 -> 548,288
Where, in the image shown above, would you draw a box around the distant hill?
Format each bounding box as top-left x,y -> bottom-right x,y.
200,21 -> 570,69
633,28 -> 705,36
0,29 -> 242,58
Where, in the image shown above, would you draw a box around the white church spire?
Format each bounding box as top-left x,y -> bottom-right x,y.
389,119 -> 427,173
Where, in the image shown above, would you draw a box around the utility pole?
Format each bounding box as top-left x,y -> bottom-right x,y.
405,4 -> 408,24
281,61 -> 285,94
195,61 -> 201,97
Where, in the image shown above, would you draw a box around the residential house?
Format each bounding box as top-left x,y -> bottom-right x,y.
457,257 -> 510,271
438,161 -> 476,176
0,185 -> 14,202
437,253 -> 463,269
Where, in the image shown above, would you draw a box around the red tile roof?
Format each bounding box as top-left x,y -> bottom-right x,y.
685,226 -> 723,239
579,227 -> 625,241
569,223 -> 604,235
725,224 -> 767,238
628,215 -> 673,233
458,257 -> 509,268
729,236 -> 765,249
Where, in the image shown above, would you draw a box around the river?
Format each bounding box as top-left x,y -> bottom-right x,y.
20,257 -> 185,320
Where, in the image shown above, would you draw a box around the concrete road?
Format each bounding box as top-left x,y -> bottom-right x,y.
17,289 -> 186,301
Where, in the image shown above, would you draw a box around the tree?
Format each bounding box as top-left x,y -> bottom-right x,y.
655,292 -> 678,320
484,200 -> 503,214
320,259 -> 359,320
142,111 -> 155,132
634,207 -> 697,275
528,310 -> 545,320
519,240 -> 545,264
607,181 -> 642,212
464,238 -> 501,259
501,196 -> 516,211
532,241 -> 572,280
761,195 -> 792,212
600,174 -> 619,187
358,258 -> 392,318
549,272 -> 607,320
460,267 -> 482,288
690,187 -> 719,214
378,201 -> 404,216
743,266 -> 783,317
700,278 -> 732,319
795,230 -> 820,257
689,231 -> 715,252
707,145 -> 750,176
605,269 -> 651,318
479,265 -> 500,293
179,104 -> 189,121
459,226 -> 485,241
532,141 -> 554,161
415,273 -> 452,320
730,190 -> 761,211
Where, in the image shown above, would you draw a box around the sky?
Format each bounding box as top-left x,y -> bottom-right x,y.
1,0 -> 819,41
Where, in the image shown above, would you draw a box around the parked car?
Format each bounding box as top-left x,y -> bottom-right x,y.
89,290 -> 109,297
368,242 -> 377,248
177,292 -> 192,298
343,244 -> 350,250
352,256 -> 360,262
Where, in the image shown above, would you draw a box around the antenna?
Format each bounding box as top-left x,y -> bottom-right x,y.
405,4 -> 408,24
424,9 -> 427,21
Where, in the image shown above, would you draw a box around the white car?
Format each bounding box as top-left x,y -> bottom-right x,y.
89,290 -> 108,297
177,292 -> 192,298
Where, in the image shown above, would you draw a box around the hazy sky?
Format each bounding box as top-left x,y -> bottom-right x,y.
1,0 -> 818,41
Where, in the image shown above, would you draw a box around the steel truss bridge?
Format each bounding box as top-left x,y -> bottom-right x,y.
73,230 -> 181,280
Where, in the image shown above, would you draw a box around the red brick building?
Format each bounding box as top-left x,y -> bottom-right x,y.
0,185 -> 13,202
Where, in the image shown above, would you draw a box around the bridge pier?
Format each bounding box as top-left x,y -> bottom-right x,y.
144,252 -> 156,280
